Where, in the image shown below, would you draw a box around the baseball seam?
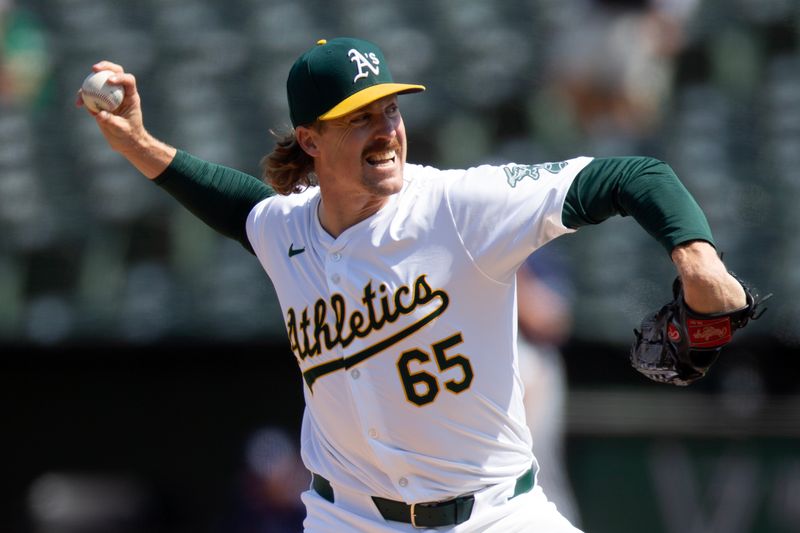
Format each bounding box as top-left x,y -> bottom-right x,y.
85,90 -> 120,109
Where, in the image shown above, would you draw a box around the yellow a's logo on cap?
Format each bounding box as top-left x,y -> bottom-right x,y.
348,49 -> 381,83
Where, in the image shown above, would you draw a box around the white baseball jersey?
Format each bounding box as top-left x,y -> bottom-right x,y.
246,157 -> 593,505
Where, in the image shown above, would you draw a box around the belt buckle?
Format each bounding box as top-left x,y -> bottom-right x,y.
410,502 -> 422,529
411,503 -> 427,529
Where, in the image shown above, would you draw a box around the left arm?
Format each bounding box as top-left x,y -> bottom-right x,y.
562,157 -> 746,313
669,241 -> 746,314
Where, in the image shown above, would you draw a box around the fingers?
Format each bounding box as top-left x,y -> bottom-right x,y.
92,60 -> 124,74
95,109 -> 119,126
94,108 -> 133,141
91,60 -> 137,100
106,71 -> 138,100
88,61 -> 138,97
77,62 -> 139,114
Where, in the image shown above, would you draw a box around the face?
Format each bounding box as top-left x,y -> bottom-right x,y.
297,95 -> 407,198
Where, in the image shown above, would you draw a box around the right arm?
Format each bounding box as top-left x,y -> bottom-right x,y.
78,61 -> 273,253
154,150 -> 273,253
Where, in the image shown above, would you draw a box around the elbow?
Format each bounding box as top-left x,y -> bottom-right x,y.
639,157 -> 678,180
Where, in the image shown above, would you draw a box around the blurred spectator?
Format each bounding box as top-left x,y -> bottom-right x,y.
219,426 -> 308,533
27,472 -> 158,533
536,0 -> 698,152
0,0 -> 51,110
517,243 -> 582,526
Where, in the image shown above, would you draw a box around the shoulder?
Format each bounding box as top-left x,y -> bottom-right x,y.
248,185 -> 320,229
246,186 -> 319,255
401,162 -> 532,209
402,162 -> 489,193
256,186 -> 319,213
406,157 -> 594,195
403,162 -> 445,183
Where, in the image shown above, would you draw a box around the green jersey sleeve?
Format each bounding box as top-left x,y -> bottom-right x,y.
153,150 -> 275,254
561,156 -> 714,254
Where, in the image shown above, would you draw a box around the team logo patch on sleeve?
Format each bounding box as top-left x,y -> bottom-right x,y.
502,162 -> 569,188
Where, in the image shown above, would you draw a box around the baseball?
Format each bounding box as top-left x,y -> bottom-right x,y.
81,70 -> 124,113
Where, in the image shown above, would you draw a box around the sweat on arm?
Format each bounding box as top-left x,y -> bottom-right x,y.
153,150 -> 275,254
562,157 -> 714,254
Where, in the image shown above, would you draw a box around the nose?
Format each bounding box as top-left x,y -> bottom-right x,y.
373,113 -> 398,140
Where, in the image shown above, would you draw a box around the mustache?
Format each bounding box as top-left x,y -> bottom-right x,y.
363,140 -> 402,157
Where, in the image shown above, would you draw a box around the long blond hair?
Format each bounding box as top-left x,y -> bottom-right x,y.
260,128 -> 317,195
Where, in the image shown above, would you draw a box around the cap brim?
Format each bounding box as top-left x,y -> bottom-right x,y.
318,83 -> 426,121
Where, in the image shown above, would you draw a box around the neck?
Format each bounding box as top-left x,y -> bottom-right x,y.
318,190 -> 390,238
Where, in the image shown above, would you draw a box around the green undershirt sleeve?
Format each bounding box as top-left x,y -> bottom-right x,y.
561,156 -> 714,254
152,150 -> 275,254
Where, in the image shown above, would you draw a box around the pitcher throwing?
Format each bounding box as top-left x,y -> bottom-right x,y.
79,37 -> 762,532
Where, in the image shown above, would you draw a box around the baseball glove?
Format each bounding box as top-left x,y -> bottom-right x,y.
630,273 -> 770,386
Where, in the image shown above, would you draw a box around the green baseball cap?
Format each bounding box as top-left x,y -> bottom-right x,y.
287,37 -> 426,127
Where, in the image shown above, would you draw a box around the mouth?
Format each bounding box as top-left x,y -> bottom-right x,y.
365,149 -> 398,167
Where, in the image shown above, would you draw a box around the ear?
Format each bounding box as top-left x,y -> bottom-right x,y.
295,126 -> 320,157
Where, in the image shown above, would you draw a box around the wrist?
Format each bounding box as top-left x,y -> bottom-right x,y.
671,240 -> 724,281
671,241 -> 746,313
121,132 -> 177,180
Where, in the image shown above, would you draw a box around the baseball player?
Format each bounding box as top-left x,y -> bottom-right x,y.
79,37 -> 751,532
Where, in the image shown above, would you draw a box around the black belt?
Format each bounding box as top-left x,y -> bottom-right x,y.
312,467 -> 534,528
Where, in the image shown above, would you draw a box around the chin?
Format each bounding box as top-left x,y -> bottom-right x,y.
368,176 -> 404,197
363,164 -> 404,195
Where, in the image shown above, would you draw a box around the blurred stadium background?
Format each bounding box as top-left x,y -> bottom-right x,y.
1,0 -> 799,531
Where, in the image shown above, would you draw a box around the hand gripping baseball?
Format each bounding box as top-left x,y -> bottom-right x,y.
630,273 -> 771,386
77,61 -> 146,153
77,61 -> 176,179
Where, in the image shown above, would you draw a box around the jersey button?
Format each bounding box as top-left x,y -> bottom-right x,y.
331,252 -> 342,262
368,428 -> 378,439
398,477 -> 408,487
331,273 -> 341,284
350,369 -> 360,379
